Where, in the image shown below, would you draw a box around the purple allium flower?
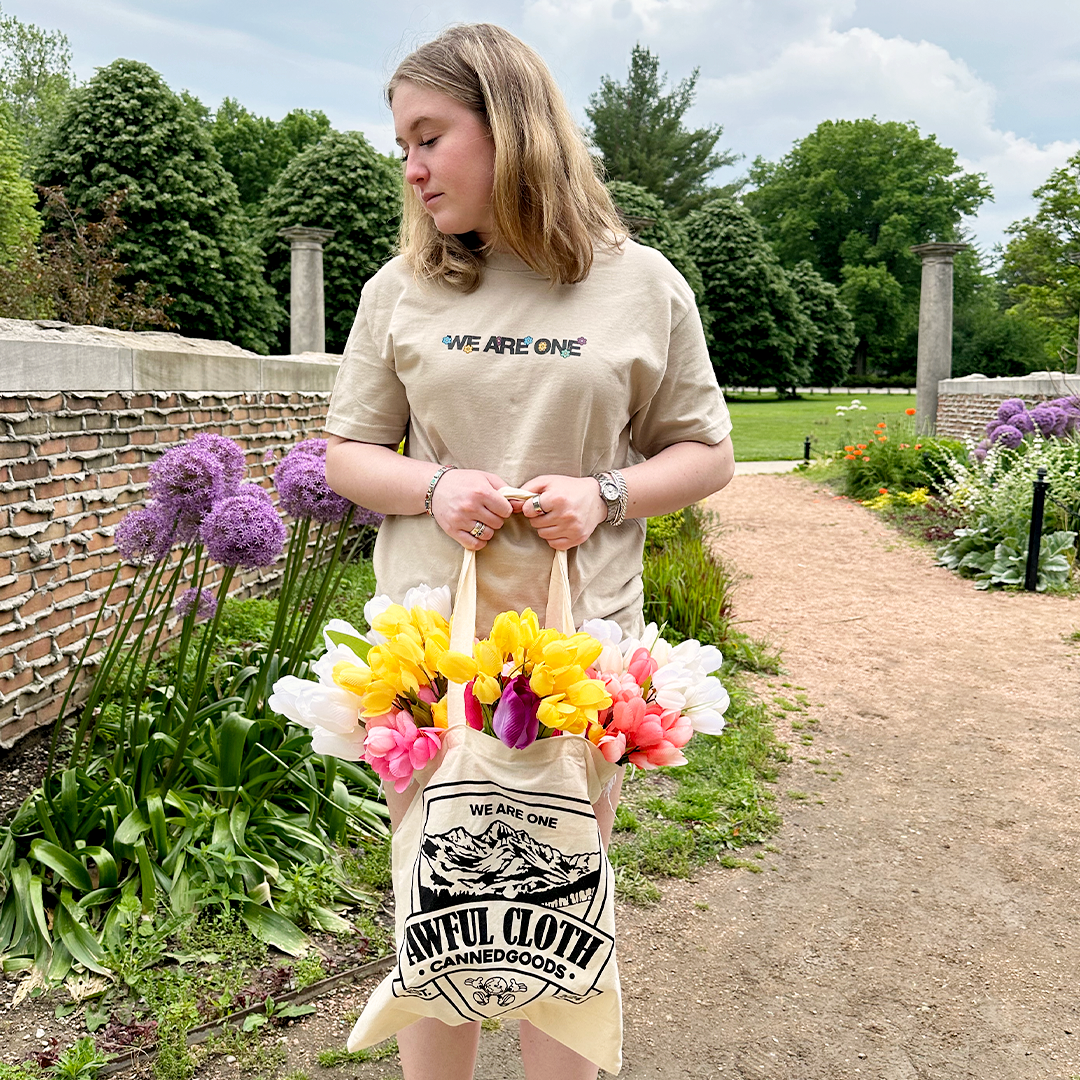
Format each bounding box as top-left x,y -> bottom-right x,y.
353,506 -> 385,529
175,587 -> 217,620
235,482 -> 273,504
491,674 -> 541,749
973,445 -> 988,463
114,504 -> 175,564
1010,410 -> 1035,434
274,444 -> 351,523
984,418 -> 1005,439
996,398 -> 1026,422
148,434 -> 244,522
1049,397 -> 1080,434
1030,404 -> 1068,438
262,448 -> 275,463
200,494 -> 286,568
992,424 -> 1024,449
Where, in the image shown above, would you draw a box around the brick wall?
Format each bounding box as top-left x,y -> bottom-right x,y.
0,389 -> 339,744
936,374 -> 1080,442
0,320 -> 346,746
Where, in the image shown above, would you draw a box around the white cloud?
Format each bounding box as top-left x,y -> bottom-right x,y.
699,25 -> 1080,253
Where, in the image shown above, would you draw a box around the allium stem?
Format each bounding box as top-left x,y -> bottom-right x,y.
296,507 -> 356,660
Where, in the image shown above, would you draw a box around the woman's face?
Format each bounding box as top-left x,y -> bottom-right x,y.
392,80 -> 496,243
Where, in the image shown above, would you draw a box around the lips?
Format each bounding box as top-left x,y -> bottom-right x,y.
421,191 -> 443,206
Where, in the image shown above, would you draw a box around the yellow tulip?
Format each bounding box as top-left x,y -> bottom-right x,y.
473,639 -> 504,679
372,604 -> 411,637
431,696 -> 449,728
490,611 -> 521,658
566,678 -> 612,709
473,672 -> 501,704
332,660 -> 371,696
361,681 -> 399,717
437,650 -> 478,684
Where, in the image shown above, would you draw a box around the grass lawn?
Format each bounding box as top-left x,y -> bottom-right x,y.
727,391 -> 918,461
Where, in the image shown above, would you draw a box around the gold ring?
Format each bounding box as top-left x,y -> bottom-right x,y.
470,521 -> 486,539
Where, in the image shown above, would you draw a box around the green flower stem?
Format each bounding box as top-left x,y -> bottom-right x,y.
160,565 -> 235,793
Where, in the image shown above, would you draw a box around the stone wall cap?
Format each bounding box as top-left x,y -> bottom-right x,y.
940,372 -> 1080,395
0,317 -> 261,357
910,242 -> 971,257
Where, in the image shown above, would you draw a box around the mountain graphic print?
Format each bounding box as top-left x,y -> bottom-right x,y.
419,819 -> 601,912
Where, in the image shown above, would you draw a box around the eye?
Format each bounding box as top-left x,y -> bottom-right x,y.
419,136 -> 437,148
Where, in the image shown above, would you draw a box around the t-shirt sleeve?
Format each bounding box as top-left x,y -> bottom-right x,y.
629,299 -> 732,459
324,291 -> 411,445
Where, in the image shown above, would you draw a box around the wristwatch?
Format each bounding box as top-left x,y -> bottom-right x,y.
592,470 -> 628,526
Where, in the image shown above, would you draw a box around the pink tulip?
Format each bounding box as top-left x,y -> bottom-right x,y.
598,732 -> 626,763
363,709 -> 442,792
627,647 -> 658,687
464,679 -> 484,730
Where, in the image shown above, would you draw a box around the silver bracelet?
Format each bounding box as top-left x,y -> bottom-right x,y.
609,469 -> 628,527
424,465 -> 456,516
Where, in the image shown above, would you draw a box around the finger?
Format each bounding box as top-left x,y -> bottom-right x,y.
520,491 -> 549,519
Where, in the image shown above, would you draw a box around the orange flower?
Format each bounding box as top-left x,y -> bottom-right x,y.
852,448 -> 863,456
844,454 -> 855,460
879,436 -> 888,442
844,445 -> 855,452
856,443 -> 867,450
876,422 -> 887,429
878,487 -> 888,495
899,443 -> 909,449
914,443 -> 922,450
906,408 -> 916,416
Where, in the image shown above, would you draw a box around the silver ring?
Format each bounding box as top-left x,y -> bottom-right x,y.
531,494 -> 544,514
470,521 -> 486,539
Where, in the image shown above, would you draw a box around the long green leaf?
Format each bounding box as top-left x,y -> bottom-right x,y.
29,841 -> 93,893
56,894 -> 110,975
240,902 -> 308,957
134,840 -> 156,913
323,627 -> 371,661
80,847 -> 118,891
115,808 -> 151,846
146,795 -> 169,858
218,711 -> 256,792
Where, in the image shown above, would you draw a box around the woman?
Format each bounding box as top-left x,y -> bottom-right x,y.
324,23 -> 734,1080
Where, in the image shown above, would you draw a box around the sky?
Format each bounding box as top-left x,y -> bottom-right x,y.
10,0 -> 1080,259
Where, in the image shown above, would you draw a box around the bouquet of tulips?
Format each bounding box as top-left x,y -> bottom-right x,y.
269,584 -> 730,793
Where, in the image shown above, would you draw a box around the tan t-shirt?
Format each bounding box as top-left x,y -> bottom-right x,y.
325,239 -> 732,636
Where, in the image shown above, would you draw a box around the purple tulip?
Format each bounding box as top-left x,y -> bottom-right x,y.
491,675 -> 541,749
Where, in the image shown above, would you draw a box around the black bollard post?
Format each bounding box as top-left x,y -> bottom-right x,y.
1024,467 -> 1049,591
804,436 -> 811,462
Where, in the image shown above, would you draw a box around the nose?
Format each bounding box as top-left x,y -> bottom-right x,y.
404,153 -> 428,187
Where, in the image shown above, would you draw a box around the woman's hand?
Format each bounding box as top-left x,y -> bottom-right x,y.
517,475 -> 607,550
430,468 -> 514,550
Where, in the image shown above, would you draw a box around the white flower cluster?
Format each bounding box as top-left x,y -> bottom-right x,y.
834,398 -> 868,415
579,619 -> 730,736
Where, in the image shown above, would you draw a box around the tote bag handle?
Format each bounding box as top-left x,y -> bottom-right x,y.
446,489 -> 574,729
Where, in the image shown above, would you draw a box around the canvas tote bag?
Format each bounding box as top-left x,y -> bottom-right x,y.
347,547 -> 623,1074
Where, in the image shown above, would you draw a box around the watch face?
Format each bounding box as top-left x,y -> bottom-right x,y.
600,478 -> 619,501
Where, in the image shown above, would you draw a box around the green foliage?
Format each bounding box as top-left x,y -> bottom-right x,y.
258,131 -> 400,352
34,59 -> 281,351
642,505 -> 732,646
586,45 -> 737,217
0,7 -> 72,157
686,198 -> 812,392
746,118 -> 991,374
935,433 -> 1080,589
644,508 -> 686,553
609,682 -> 782,899
605,180 -> 707,315
952,279 -> 1050,378
1001,149 -> 1080,369
787,260 -> 856,386
0,441 -> 389,982
50,1037 -> 106,1080
317,1040 -> 398,1067
0,110 -> 38,249
833,415 -> 964,499
209,99 -> 331,211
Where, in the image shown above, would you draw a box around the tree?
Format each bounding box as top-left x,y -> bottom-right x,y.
1000,150 -> 1080,369
605,180 -> 708,326
258,130 -> 400,352
586,45 -> 737,217
787,261 -> 856,386
0,6 -> 73,156
686,198 -> 812,393
0,108 -> 48,317
34,59 -> 282,352
210,99 -> 331,211
746,118 -> 990,374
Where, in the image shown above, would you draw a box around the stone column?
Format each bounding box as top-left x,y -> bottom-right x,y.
910,242 -> 969,434
278,226 -> 335,354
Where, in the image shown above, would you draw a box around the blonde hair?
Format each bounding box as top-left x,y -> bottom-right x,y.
388,23 -> 624,291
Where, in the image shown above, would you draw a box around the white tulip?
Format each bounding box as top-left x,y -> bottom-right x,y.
310,725 -> 367,760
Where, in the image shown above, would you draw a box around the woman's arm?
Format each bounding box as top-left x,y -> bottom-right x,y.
324,435 -> 514,549
519,436 -> 735,550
